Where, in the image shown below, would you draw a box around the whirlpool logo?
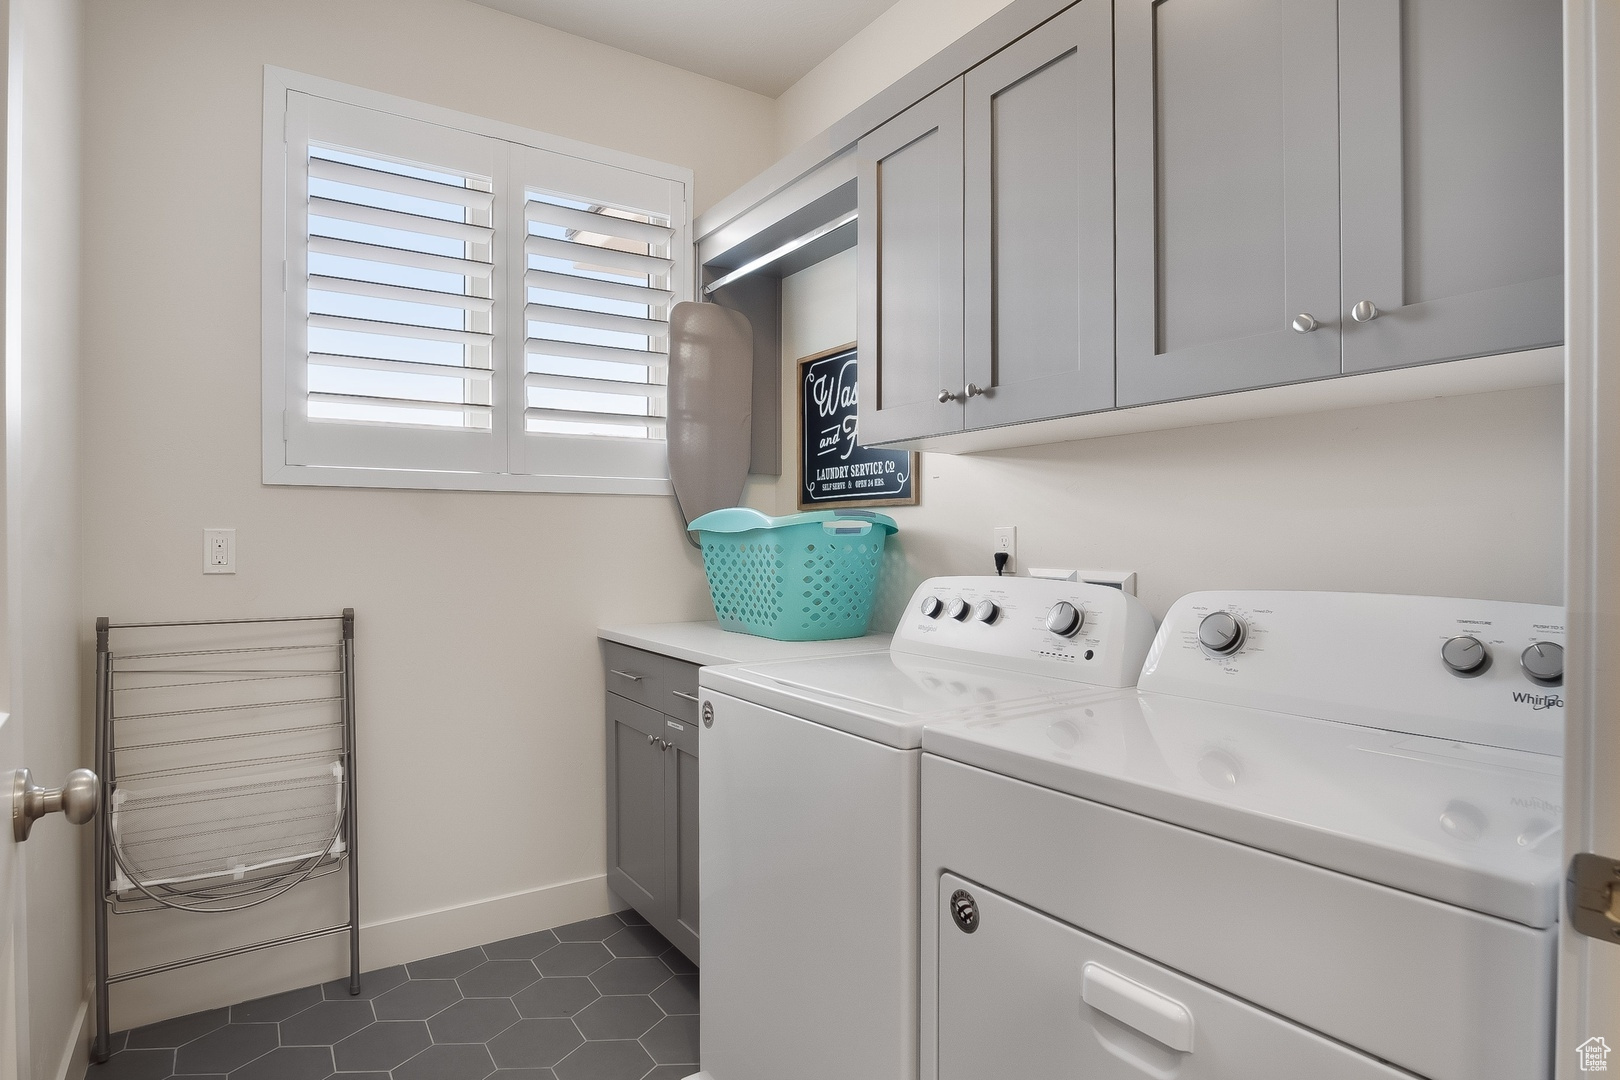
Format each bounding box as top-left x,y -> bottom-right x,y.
1512,690 -> 1564,711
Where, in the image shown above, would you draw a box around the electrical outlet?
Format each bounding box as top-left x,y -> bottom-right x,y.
203,529 -> 235,575
993,526 -> 1017,574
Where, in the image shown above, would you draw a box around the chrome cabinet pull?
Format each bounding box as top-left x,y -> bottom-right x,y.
671,690 -> 699,703
1291,313 -> 1319,333
609,669 -> 643,682
937,388 -> 960,403
1350,300 -> 1380,322
965,383 -> 988,398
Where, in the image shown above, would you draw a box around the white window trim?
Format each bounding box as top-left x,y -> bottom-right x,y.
261,66 -> 693,494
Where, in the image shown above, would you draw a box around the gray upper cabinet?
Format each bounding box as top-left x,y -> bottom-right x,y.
857,80 -> 966,446
962,0 -> 1116,428
1114,0 -> 1343,407
1338,0 -> 1563,373
850,0 -> 1562,446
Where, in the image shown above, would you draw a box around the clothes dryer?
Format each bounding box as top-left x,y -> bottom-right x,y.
921,591 -> 1564,1080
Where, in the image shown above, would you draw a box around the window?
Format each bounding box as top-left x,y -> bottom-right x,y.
263,69 -> 690,493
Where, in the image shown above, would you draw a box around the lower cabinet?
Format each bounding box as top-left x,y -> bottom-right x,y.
604,654 -> 700,963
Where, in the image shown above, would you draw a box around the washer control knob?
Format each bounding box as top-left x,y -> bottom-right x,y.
973,600 -> 1000,624
946,598 -> 971,622
1441,635 -> 1491,676
1045,602 -> 1083,637
919,596 -> 943,619
1520,641 -> 1564,685
1198,611 -> 1247,657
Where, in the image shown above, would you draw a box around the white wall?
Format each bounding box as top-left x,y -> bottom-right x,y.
774,0 -> 1014,155
8,0 -> 86,1076
761,251 -> 1564,626
79,0 -> 775,1028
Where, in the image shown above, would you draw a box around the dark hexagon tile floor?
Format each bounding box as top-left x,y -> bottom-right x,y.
84,912 -> 698,1080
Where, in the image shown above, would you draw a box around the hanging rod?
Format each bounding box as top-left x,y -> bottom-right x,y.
105,614 -> 346,630
116,643 -> 340,662
702,209 -> 858,296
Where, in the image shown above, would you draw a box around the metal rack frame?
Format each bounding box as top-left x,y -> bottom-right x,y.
92,611 -> 360,1063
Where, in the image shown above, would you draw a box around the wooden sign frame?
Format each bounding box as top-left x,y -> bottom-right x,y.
796,343 -> 919,511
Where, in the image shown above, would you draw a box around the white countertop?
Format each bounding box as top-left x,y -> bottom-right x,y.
599,621 -> 891,667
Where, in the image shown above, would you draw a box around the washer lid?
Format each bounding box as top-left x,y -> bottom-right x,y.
923,689 -> 1563,927
700,652 -> 1103,749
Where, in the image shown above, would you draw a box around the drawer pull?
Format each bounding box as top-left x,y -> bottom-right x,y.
609,669 -> 644,683
671,690 -> 699,703
1081,963 -> 1194,1053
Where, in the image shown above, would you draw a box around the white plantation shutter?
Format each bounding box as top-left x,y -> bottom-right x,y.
269,77 -> 691,492
284,93 -> 507,474
509,144 -> 685,485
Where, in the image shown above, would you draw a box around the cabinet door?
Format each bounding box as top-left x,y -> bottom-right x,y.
1115,0 -> 1342,406
962,0 -> 1114,428
606,693 -> 666,919
662,715 -> 700,963
1339,0 -> 1562,373
857,80 -> 966,445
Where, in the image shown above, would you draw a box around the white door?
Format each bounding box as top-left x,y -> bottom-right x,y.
1560,1 -> 1620,1075
0,0 -> 21,1070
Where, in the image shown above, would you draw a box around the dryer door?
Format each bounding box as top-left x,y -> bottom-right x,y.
936,874 -> 1410,1080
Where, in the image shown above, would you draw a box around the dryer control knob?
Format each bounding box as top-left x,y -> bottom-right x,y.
1198,611 -> 1247,657
1045,602 -> 1083,637
1441,635 -> 1491,676
919,596 -> 943,619
946,598 -> 971,621
1520,641 -> 1563,685
973,600 -> 1000,624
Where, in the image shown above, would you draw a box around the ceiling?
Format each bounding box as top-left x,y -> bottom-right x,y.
467,0 -> 900,96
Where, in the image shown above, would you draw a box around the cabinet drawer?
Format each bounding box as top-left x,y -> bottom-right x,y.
602,641 -> 699,717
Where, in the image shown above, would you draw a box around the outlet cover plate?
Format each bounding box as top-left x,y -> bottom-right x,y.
204,528 -> 236,575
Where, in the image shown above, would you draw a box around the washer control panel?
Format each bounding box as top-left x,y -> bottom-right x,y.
895,576 -> 1158,688
1141,591 -> 1566,755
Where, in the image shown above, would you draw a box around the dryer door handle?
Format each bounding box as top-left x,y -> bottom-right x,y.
1081,963 -> 1195,1053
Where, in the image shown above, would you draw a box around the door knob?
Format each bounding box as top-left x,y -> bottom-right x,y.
1291,313 -> 1319,333
12,767 -> 99,842
1350,300 -> 1380,322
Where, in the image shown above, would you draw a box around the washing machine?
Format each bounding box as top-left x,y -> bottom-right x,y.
920,591 -> 1565,1080
692,575 -> 1158,1080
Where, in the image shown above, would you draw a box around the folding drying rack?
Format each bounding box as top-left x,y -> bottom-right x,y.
91,611 -> 359,1062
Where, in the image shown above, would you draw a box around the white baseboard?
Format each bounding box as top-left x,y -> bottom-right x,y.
107,874 -> 623,1032
53,997 -> 89,1080
360,873 -> 620,969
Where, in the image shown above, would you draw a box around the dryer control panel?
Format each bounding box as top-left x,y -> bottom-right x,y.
893,576 -> 1157,689
1140,591 -> 1566,755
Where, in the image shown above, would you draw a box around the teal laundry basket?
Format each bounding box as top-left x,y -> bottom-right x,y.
688,508 -> 898,641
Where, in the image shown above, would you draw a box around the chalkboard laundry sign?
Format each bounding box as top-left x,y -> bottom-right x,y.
798,344 -> 918,510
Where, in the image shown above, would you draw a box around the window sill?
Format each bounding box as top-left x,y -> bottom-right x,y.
262,460 -> 673,496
